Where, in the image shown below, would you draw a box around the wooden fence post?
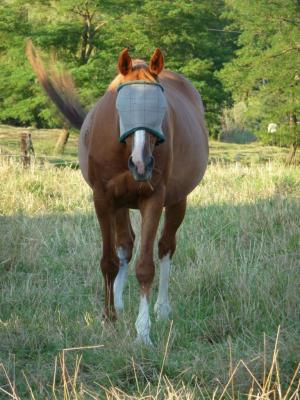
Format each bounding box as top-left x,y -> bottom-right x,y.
21,132 -> 35,167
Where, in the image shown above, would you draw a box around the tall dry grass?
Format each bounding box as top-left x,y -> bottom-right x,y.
0,159 -> 299,399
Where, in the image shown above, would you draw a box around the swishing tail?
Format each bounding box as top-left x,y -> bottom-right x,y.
26,40 -> 86,130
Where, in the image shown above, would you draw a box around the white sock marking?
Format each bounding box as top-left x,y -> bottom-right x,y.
131,129 -> 146,174
114,247 -> 129,311
154,252 -> 172,320
135,294 -> 152,346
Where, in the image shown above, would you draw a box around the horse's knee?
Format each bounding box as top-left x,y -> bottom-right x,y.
101,256 -> 119,280
135,259 -> 155,289
158,236 -> 176,259
117,239 -> 134,264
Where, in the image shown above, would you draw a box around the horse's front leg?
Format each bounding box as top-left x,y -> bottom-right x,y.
114,208 -> 135,312
155,198 -> 186,320
93,192 -> 119,321
135,188 -> 165,345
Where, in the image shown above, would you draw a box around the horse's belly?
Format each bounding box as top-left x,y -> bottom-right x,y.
165,125 -> 208,206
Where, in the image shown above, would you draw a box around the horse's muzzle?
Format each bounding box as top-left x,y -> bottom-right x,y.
128,156 -> 154,181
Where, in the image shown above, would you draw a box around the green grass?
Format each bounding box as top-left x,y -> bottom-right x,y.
1,124 -> 299,167
0,155 -> 299,399
209,141 -> 300,165
0,125 -> 78,165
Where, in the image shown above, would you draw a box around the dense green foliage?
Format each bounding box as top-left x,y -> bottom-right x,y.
0,0 -> 299,148
219,0 -> 300,147
0,0 -> 234,134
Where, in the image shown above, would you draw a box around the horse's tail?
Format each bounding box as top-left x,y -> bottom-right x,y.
26,40 -> 86,130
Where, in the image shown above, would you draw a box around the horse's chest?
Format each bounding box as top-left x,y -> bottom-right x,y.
105,172 -> 154,208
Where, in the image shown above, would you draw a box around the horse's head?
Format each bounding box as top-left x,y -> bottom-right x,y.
116,48 -> 167,182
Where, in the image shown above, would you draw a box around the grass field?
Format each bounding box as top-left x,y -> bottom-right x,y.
0,125 -> 78,165
1,124 -> 299,166
0,127 -> 300,399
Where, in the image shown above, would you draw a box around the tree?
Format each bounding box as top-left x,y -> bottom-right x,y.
219,0 -> 300,162
0,1 -> 55,127
0,0 -> 110,127
103,0 -> 236,137
0,0 -> 236,136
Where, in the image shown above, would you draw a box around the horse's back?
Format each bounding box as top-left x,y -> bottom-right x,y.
160,71 -> 209,205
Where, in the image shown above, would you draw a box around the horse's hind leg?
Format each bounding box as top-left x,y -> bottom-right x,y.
155,197 -> 187,320
114,208 -> 135,312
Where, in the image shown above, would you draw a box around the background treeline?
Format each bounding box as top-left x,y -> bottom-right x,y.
0,0 -> 299,151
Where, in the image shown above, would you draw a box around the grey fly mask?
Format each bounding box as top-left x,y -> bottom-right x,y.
116,81 -> 167,144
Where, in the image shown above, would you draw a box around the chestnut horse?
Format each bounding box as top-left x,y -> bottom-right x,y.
27,43 -> 208,345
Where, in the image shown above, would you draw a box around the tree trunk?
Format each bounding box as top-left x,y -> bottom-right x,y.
285,112 -> 299,165
285,142 -> 297,165
55,125 -> 70,155
80,12 -> 94,64
80,21 -> 89,64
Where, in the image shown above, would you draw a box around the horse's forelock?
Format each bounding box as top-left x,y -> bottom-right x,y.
132,59 -> 147,68
109,59 -> 157,90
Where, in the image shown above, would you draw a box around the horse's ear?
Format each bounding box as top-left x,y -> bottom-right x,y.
118,48 -> 133,76
149,48 -> 164,75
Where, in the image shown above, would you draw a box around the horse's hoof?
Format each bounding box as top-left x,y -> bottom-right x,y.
114,303 -> 124,314
134,335 -> 154,348
101,310 -> 117,325
154,302 -> 172,320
